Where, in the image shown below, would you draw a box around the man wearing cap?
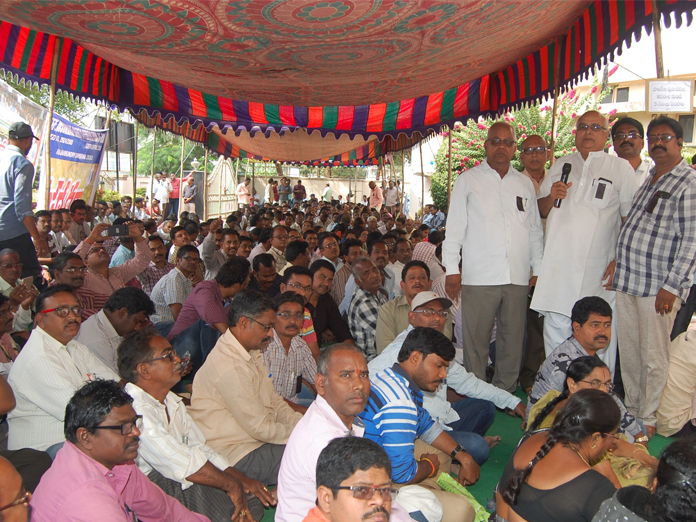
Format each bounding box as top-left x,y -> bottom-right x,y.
611,117 -> 653,186
0,122 -> 48,278
369,290 -> 525,466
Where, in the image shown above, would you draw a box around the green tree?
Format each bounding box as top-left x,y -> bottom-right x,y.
136,127 -> 209,177
431,73 -> 612,211
1,75 -> 90,123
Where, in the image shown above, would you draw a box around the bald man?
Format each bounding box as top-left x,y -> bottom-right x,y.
0,456 -> 31,522
443,122 -> 544,393
531,111 -> 639,374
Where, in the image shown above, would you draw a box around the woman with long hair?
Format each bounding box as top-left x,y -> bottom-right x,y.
528,357 -> 658,487
495,389 -> 621,522
593,437 -> 696,521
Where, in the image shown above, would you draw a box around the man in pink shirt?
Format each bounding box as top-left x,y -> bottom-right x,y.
169,172 -> 192,219
31,379 -> 208,522
368,181 -> 383,211
236,178 -> 252,209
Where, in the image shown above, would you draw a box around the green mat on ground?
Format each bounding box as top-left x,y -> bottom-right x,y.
260,388 -> 673,522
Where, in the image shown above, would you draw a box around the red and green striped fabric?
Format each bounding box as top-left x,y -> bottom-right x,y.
1,1 -> 694,143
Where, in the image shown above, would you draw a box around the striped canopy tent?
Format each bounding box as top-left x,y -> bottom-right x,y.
0,0 -> 694,163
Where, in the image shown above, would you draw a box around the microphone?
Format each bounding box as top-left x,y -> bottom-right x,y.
554,163 -> 572,208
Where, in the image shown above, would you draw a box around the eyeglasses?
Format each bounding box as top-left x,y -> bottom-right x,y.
321,242 -> 339,249
0,262 -> 22,270
63,266 -> 87,274
286,282 -> 313,293
614,131 -> 642,140
92,415 -> 143,436
579,379 -> 615,392
521,146 -> 548,155
0,488 -> 31,512
647,134 -> 677,143
145,349 -> 176,364
39,305 -> 83,318
488,137 -> 515,147
603,432 -> 621,440
182,256 -> 202,263
276,311 -> 304,320
577,123 -> 607,132
332,485 -> 397,501
273,235 -> 289,241
245,316 -> 273,332
413,309 -> 449,318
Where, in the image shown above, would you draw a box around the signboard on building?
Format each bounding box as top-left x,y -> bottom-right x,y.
646,80 -> 693,113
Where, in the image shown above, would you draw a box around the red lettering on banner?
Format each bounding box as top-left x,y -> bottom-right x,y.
50,178 -> 85,209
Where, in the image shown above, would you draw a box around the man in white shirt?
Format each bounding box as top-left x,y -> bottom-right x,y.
49,209 -> 72,252
153,173 -> 173,218
383,181 -> 399,215
611,117 -> 653,186
276,344 -> 425,522
531,111 -> 638,374
443,122 -> 544,392
75,287 -> 154,374
119,328 -> 268,521
0,249 -> 37,333
7,285 -> 119,455
321,183 -> 333,203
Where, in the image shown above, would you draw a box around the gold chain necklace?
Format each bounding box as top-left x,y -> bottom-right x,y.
564,443 -> 591,467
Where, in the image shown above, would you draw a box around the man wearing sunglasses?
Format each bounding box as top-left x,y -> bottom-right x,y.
532,110 -> 639,376
189,290 -> 302,490
31,380 -> 208,522
611,117 -> 653,186
306,437 -> 395,522
7,285 -> 119,456
443,122 -> 544,394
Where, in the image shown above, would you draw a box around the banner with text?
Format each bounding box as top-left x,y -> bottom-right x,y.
38,113 -> 108,210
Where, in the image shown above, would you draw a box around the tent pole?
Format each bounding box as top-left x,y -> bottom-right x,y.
203,149 -> 209,219
400,150 -> 405,217
447,127 -> 453,210
251,161 -> 255,211
652,0 -> 665,78
218,159 -> 223,216
43,37 -> 62,209
179,137 -> 185,213
149,127 -> 156,213
419,140 -> 425,218
132,122 -> 138,202
548,36 -> 564,166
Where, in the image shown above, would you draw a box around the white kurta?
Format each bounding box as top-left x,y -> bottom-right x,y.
531,151 -> 638,317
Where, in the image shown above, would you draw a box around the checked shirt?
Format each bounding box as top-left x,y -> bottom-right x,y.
347,286 -> 388,361
613,159 -> 696,301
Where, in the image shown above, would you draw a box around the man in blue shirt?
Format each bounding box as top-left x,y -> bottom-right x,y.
0,122 -> 48,278
421,204 -> 446,230
359,327 -> 479,522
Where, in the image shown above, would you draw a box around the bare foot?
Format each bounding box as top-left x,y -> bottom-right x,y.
485,436 -> 502,448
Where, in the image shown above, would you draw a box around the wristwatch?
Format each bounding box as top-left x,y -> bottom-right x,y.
450,444 -> 465,460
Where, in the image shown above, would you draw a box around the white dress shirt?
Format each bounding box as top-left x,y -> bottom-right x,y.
50,230 -> 73,251
531,152 -> 638,317
369,325 -> 521,426
7,327 -> 119,450
75,309 -> 123,374
442,159 -> 544,286
126,384 -> 230,489
635,158 -> 654,186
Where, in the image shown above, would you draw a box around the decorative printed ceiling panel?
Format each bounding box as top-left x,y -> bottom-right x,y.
1,1 -> 694,142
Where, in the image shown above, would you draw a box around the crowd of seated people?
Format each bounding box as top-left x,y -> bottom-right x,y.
1,112 -> 695,522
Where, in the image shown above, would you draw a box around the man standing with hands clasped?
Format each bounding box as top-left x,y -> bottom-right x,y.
612,116 -> 696,438
443,122 -> 544,393
531,111 -> 638,374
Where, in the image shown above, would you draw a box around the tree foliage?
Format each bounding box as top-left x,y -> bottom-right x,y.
1,75 -> 91,123
431,73 -> 612,211
136,127 -> 210,177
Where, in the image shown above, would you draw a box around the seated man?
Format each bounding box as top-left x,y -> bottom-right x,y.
167,258 -> 250,369
198,219 -> 225,280
279,266 -> 321,360
305,437 -> 395,522
370,291 -> 525,466
52,252 -> 86,292
0,248 -> 37,333
656,330 -> 696,437
359,327 -> 479,522
76,287 -> 154,374
340,241 -> 396,316
0,294 -> 20,374
7,285 -> 119,455
74,222 -> 149,319
348,257 -> 388,361
151,245 -> 202,325
31,380 -> 209,521
118,328 -> 268,520
109,231 -> 136,268
529,296 -> 646,443
33,210 -> 59,266
137,235 -> 175,296
249,254 -> 283,297
189,290 -> 302,487
330,238 -> 363,307
0,455 -> 32,522
278,240 -> 310,276
375,261 -> 453,354
262,292 -> 317,413
168,225 -> 193,264
306,260 -> 354,345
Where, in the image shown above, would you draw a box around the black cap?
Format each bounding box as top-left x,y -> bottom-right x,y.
8,122 -> 37,140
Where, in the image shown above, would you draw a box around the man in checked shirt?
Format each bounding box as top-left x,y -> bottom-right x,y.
613,116 -> 696,438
